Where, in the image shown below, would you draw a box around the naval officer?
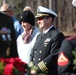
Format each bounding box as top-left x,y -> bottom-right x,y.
30,6 -> 65,75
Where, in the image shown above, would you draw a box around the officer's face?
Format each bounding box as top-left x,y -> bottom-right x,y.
21,21 -> 32,31
37,17 -> 51,30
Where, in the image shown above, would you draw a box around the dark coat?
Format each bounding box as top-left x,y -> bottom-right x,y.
58,36 -> 76,75
0,13 -> 18,58
31,26 -> 65,75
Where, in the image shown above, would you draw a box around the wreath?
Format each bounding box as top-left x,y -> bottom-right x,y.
0,57 -> 28,75
0,57 -> 47,75
72,47 -> 76,70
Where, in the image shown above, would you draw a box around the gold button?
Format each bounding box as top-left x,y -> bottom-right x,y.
39,58 -> 41,61
34,51 -> 36,53
40,51 -> 42,53
33,58 -> 35,60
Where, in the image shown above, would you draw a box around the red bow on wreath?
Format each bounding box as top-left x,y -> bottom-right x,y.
0,57 -> 28,75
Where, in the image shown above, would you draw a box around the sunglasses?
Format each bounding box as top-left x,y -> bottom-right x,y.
0,11 -> 11,13
37,16 -> 49,20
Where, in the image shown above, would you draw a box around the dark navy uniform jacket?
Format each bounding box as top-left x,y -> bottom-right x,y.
58,35 -> 76,75
30,26 -> 65,75
0,13 -> 18,58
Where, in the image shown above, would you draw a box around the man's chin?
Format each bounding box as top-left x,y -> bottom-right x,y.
39,27 -> 43,31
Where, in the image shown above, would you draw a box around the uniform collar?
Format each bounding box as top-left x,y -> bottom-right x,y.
44,25 -> 54,34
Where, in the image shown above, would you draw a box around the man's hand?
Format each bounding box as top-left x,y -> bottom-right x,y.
30,69 -> 37,74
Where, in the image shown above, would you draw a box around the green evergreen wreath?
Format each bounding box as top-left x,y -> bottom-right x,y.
72,47 -> 76,70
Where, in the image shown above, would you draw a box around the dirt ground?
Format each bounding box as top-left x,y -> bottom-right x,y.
63,31 -> 76,36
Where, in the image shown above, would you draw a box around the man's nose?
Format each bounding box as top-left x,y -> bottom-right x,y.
37,20 -> 41,24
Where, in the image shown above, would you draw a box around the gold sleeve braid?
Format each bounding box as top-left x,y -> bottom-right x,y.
38,61 -> 48,72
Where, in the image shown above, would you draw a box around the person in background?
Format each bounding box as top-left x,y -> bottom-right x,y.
57,37 -> 76,75
30,6 -> 65,75
0,12 -> 18,58
17,10 -> 40,64
57,0 -> 76,75
23,6 -> 32,12
0,4 -> 23,38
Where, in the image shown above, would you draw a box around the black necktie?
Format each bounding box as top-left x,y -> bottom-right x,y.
41,32 -> 45,38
